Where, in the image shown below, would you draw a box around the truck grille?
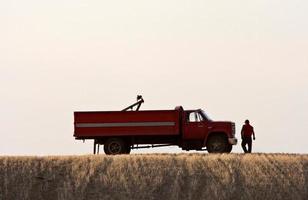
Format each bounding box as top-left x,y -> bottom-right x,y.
232,123 -> 236,136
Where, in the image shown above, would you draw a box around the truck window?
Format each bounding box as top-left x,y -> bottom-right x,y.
188,112 -> 203,122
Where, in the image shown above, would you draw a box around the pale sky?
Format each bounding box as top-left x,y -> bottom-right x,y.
1,0 -> 308,155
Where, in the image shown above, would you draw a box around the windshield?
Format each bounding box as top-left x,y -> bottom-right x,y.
201,110 -> 213,121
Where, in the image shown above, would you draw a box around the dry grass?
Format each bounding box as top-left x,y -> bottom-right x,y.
0,154 -> 307,200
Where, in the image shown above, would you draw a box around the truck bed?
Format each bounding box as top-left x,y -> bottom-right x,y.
74,110 -> 180,139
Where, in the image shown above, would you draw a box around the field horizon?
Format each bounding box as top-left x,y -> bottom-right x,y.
1,153 -> 307,200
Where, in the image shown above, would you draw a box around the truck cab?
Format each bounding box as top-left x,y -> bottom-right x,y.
181,109 -> 237,153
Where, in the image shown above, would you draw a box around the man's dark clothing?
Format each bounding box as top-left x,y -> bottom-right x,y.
241,124 -> 254,153
241,137 -> 252,153
242,124 -> 254,137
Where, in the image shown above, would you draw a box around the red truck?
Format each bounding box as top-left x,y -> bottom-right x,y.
74,96 -> 237,154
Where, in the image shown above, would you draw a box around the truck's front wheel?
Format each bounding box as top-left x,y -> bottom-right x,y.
104,138 -> 126,155
225,144 -> 232,153
206,135 -> 229,153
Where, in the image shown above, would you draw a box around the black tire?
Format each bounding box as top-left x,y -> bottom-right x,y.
124,145 -> 131,154
225,144 -> 233,153
104,138 -> 126,155
206,134 -> 228,153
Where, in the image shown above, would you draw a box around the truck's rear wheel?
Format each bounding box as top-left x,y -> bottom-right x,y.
123,145 -> 131,154
104,138 -> 126,155
207,135 -> 228,153
125,146 -> 131,154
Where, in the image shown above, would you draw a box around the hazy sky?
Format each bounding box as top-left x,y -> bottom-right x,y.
1,0 -> 308,155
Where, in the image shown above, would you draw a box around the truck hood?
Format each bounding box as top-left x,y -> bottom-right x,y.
207,121 -> 236,137
209,121 -> 234,125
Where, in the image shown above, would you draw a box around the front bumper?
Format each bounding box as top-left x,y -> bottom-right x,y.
228,137 -> 238,145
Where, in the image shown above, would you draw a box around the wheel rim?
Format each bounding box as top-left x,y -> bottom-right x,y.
108,142 -> 122,154
209,139 -> 225,152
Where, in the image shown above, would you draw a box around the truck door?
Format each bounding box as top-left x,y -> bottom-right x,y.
183,111 -> 207,140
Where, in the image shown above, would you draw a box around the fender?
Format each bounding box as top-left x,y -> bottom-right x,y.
204,131 -> 228,146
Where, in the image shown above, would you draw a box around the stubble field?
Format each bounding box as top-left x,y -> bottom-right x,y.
0,153 -> 307,200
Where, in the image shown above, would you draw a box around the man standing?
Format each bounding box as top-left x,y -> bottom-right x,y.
241,120 -> 255,153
